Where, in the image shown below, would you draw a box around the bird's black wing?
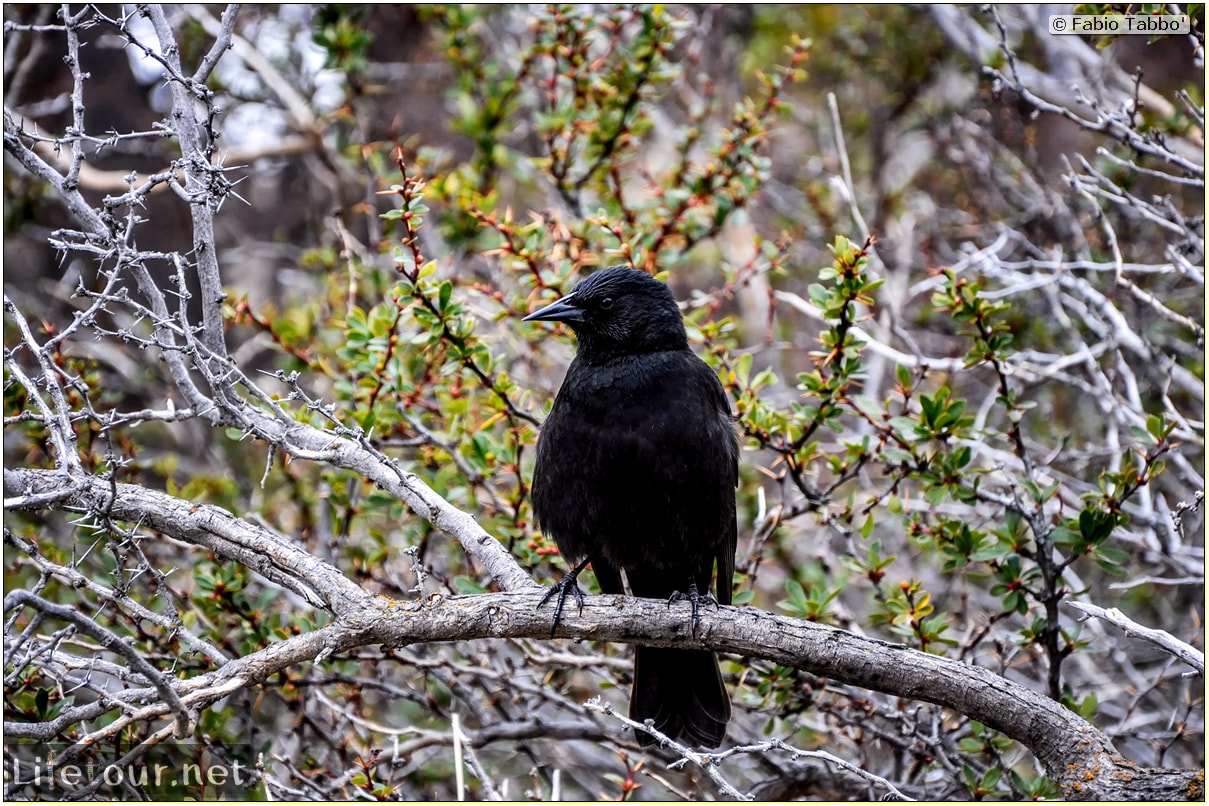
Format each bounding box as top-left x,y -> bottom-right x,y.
696,355 -> 739,606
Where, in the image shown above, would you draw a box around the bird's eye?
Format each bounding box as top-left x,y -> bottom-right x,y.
600,297 -> 615,310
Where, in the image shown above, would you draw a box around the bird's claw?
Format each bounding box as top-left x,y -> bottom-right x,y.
667,582 -> 717,637
538,574 -> 586,639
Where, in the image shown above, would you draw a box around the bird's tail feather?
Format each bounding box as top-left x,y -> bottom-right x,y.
631,646 -> 729,748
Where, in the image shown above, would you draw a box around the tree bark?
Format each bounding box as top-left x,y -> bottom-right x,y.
5,467 -> 1202,801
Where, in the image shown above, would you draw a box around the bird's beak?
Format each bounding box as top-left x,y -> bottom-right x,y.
523,293 -> 584,324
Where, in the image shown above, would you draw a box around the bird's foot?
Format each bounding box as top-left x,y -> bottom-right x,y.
537,573 -> 587,639
668,582 -> 718,637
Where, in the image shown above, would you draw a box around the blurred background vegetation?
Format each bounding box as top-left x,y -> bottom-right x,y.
4,4 -> 1203,800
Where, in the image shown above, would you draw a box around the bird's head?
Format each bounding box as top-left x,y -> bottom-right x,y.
524,267 -> 688,360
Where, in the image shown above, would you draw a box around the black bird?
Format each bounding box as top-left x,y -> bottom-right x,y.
524,266 -> 738,749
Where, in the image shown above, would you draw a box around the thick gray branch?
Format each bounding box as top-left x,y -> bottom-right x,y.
3,461 -> 1198,799
358,592 -> 1202,801
9,586 -> 1196,801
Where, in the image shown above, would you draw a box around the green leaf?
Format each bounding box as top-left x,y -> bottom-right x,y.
1146,413 -> 1165,442
732,589 -> 755,606
1049,526 -> 1079,546
1094,546 -> 1130,564
1128,425 -> 1152,444
851,394 -> 884,421
734,352 -> 753,387
1004,506 -> 1022,537
453,576 -> 487,594
957,737 -> 984,754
